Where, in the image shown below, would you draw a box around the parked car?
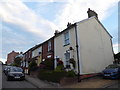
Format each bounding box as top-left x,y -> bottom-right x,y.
102,64 -> 120,79
3,66 -> 13,75
7,67 -> 25,81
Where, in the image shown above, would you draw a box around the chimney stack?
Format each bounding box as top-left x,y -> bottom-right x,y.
87,8 -> 98,19
54,30 -> 60,36
67,22 -> 72,27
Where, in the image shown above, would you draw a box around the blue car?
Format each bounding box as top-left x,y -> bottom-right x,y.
102,64 -> 120,79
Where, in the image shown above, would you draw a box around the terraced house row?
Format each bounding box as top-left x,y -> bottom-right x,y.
21,9 -> 114,75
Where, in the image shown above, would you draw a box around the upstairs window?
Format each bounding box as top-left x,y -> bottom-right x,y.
29,51 -> 31,58
48,41 -> 52,52
38,47 -> 42,55
64,31 -> 70,46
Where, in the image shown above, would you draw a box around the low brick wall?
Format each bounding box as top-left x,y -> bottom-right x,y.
60,77 -> 77,86
60,73 -> 101,86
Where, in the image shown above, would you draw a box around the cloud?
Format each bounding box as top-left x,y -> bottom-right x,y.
54,0 -> 118,30
0,58 -> 6,64
0,0 -> 58,40
0,0 -> 118,60
113,43 -> 120,54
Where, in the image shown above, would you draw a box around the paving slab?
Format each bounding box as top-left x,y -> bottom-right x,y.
63,77 -> 118,88
25,75 -> 118,88
25,75 -> 60,88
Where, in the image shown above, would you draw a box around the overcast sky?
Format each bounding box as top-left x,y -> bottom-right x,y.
0,0 -> 119,63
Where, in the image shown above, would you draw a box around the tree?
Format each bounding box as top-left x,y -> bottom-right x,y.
14,57 -> 22,67
114,52 -> 120,64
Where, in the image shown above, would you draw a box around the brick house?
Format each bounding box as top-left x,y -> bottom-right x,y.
41,37 -> 54,69
6,51 -> 19,65
42,37 -> 54,61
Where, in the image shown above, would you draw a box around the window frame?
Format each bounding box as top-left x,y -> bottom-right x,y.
64,52 -> 70,68
48,40 -> 52,52
64,31 -> 70,46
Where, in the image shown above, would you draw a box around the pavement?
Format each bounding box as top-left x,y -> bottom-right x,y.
63,77 -> 118,88
25,75 -> 60,88
25,74 -> 119,88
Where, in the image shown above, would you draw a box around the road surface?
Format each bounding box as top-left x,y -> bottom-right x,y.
107,81 -> 120,88
2,65 -> 37,88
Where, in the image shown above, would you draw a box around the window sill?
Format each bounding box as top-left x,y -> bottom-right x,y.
63,43 -> 70,47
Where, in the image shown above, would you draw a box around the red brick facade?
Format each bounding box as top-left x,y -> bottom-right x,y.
42,37 -> 54,60
7,51 -> 19,65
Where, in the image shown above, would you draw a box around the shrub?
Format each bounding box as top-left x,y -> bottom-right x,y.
28,61 -> 37,71
11,63 -> 19,67
66,70 -> 76,77
38,69 -> 67,83
41,58 -> 54,70
55,65 -> 64,72
57,60 -> 63,65
70,58 -> 76,68
38,69 -> 76,83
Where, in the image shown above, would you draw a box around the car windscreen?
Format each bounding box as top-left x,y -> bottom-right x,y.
106,65 -> 119,69
10,67 -> 23,72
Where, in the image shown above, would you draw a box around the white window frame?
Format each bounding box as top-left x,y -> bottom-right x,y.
64,52 -> 70,68
38,47 -> 42,55
64,31 -> 70,46
32,51 -> 35,58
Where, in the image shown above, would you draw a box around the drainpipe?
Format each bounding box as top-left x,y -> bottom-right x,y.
75,23 -> 81,82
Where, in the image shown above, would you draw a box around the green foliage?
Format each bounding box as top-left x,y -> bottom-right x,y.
43,59 -> 54,70
11,63 -> 19,67
38,69 -> 76,83
114,52 -> 120,64
70,58 -> 76,68
66,70 -> 76,77
114,52 -> 120,59
38,69 -> 67,83
28,61 -> 37,71
14,57 -> 22,66
55,65 -> 64,72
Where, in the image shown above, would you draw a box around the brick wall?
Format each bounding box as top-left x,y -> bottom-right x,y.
7,51 -> 19,65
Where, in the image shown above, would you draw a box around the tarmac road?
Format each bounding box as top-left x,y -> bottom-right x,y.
106,81 -> 120,88
2,65 -> 37,89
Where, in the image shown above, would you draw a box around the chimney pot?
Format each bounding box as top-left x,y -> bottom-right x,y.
87,8 -> 98,19
54,30 -> 60,36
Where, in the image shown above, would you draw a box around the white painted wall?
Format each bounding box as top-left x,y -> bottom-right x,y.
54,17 -> 114,75
54,28 -> 78,72
32,46 -> 42,58
77,17 -> 114,74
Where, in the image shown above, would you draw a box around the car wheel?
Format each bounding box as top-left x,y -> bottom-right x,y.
22,77 -> 25,81
7,77 -> 11,81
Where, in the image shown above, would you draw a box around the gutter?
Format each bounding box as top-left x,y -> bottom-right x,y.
75,23 -> 81,82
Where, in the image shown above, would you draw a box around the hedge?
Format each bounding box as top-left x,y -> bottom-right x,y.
38,69 -> 76,83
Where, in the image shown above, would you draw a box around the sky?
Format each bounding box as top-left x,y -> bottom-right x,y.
0,0 -> 119,63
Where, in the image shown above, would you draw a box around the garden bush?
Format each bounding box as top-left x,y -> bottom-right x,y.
11,63 -> 19,67
70,58 -> 76,68
44,59 -> 54,70
55,65 -> 64,72
28,61 -> 37,71
38,69 -> 67,83
38,69 -> 76,83
66,70 -> 76,77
